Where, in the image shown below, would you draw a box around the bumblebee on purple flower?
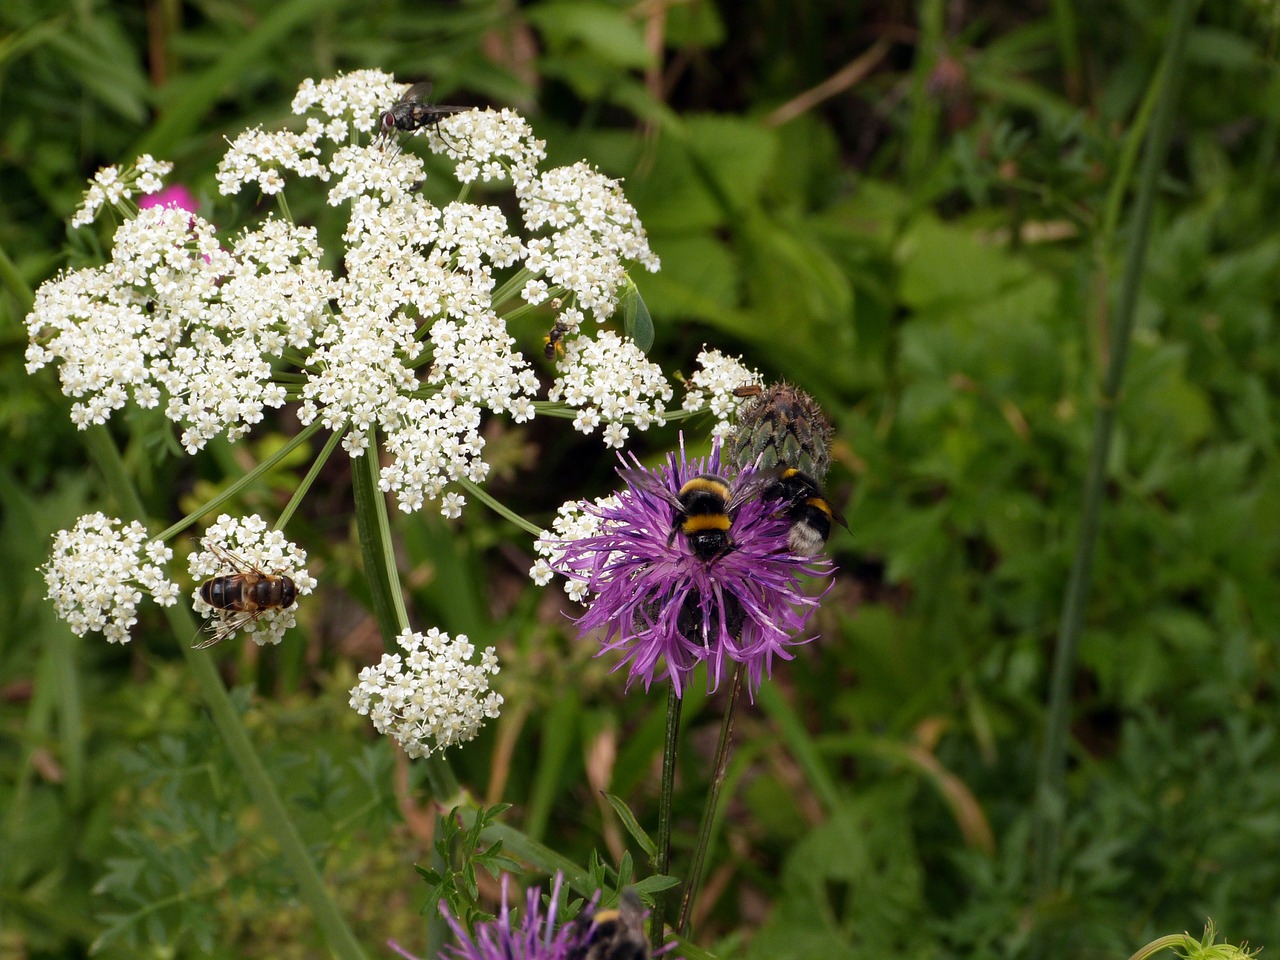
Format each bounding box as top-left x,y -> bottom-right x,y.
552,434 -> 834,698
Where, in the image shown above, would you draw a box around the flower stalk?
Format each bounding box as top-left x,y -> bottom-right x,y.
650,681 -> 683,951
678,663 -> 744,937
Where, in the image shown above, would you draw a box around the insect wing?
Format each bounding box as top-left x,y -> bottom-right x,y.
400,81 -> 435,104
205,541 -> 264,577
617,468 -> 683,512
725,469 -> 781,514
192,607 -> 268,650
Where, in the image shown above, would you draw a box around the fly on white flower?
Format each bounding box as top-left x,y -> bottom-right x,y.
189,515 -> 315,648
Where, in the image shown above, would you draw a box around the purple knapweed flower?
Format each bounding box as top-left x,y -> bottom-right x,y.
553,439 -> 832,697
389,874 -> 676,960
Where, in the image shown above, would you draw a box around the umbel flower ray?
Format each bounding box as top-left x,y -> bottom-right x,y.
552,440 -> 832,697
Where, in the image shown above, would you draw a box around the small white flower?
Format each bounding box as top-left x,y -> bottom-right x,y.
517,163 -> 659,319
548,331 -> 672,447
682,347 -> 762,438
530,497 -> 614,602
188,514 -> 316,647
70,156 -> 176,227
348,627 -> 502,757
43,513 -> 177,644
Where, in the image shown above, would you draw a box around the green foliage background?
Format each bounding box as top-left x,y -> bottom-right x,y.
2,0 -> 1279,957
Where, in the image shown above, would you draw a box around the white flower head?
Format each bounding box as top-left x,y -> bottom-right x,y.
547,331 -> 672,448
682,347 -> 763,438
530,497 -> 614,602
70,155 -> 175,227
188,514 -> 316,647
518,163 -> 660,319
42,513 -> 178,644
429,108 -> 547,188
348,627 -> 503,758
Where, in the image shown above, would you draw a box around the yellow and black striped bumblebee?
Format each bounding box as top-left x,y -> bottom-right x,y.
622,469 -> 774,562
762,467 -> 848,557
194,543 -> 298,649
569,890 -> 650,960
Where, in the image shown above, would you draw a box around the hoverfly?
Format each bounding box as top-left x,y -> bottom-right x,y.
193,543 -> 298,649
377,81 -> 468,142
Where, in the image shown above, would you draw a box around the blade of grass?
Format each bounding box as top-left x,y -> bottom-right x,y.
1031,0 -> 1198,901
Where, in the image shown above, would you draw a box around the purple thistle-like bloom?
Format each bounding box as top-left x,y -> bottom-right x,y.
554,439 -> 832,697
430,874 -> 581,960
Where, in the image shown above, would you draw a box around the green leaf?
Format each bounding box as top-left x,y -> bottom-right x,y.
620,281 -> 655,351
526,2 -> 653,68
602,793 -> 657,859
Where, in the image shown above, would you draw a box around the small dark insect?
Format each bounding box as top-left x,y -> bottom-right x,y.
543,320 -> 570,360
621,469 -> 775,563
569,890 -> 649,960
194,543 -> 298,649
762,467 -> 849,556
732,383 -> 763,398
378,81 -> 467,140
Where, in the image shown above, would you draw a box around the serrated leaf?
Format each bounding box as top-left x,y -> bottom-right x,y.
602,793 -> 657,859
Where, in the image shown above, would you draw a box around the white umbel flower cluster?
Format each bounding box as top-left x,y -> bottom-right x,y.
349,627 -> 503,758
529,497 -> 613,601
70,155 -> 173,227
29,69 -> 665,517
42,513 -> 178,644
681,347 -> 763,438
548,331 -> 673,448
520,162 -> 661,318
188,514 -> 317,647
25,206 -> 335,449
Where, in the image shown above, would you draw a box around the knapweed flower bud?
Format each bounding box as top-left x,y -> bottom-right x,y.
729,382 -> 833,481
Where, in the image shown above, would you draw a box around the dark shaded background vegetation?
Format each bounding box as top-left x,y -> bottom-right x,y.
3,1 -> 1280,957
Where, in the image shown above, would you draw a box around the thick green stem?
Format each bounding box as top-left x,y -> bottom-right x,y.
1031,0 -> 1196,899
84,425 -> 367,960
678,665 -> 743,937
649,682 -> 683,951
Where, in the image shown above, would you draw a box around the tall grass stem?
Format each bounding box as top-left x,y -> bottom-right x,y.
1031,0 -> 1197,900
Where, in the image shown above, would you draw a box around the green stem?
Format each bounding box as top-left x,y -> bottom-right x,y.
350,426 -> 410,643
275,426 -> 345,531
1031,0 -> 1196,900
678,665 -> 743,937
649,682 -> 683,952
84,425 -> 367,960
155,420 -> 325,542
456,477 -> 543,536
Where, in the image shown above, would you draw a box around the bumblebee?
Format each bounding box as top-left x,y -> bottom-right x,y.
622,469 -> 773,562
543,320 -> 570,360
569,890 -> 649,960
763,468 -> 848,556
377,81 -> 467,139
194,543 -> 298,649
